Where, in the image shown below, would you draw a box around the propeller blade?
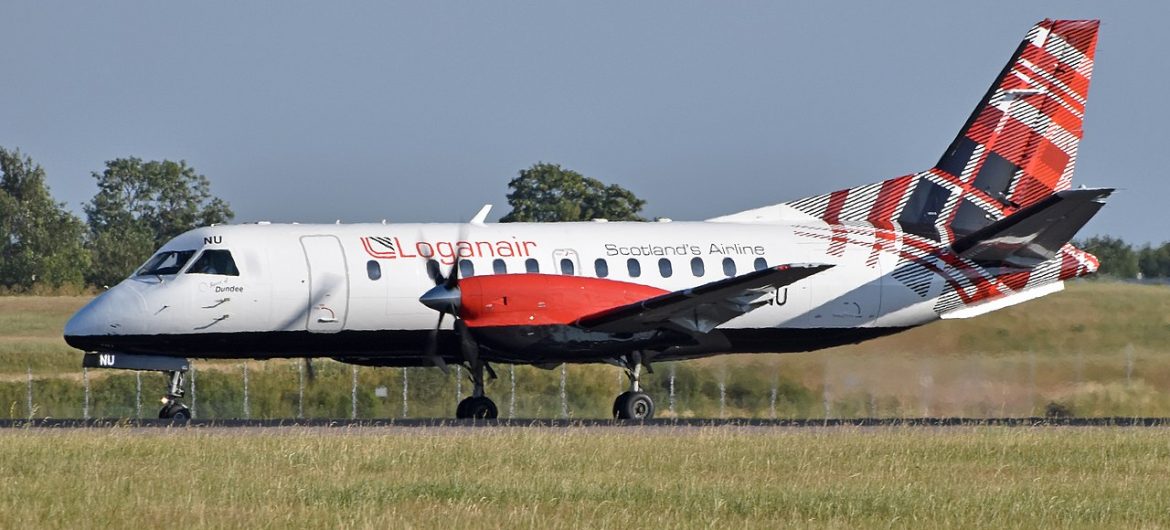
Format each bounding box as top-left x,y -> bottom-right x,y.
455,318 -> 478,366
424,312 -> 450,374
426,259 -> 445,286
444,217 -> 475,289
443,258 -> 460,289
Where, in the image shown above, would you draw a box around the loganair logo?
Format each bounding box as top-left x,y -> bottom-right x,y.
361,236 -> 538,265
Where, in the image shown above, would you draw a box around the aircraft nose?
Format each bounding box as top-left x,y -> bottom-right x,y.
419,284 -> 461,314
64,297 -> 106,343
64,283 -> 148,343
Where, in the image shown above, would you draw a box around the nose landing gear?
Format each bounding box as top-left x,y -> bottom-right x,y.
82,353 -> 193,422
159,370 -> 191,421
613,352 -> 654,420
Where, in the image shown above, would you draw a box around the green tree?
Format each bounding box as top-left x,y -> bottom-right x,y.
1077,235 -> 1138,279
499,163 -> 646,222
84,158 -> 233,286
0,147 -> 89,291
1138,243 -> 1170,279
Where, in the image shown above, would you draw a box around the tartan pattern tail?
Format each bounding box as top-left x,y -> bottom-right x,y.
783,20 -> 1099,245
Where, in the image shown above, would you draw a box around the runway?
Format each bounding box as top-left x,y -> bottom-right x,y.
2,417 -> 1169,428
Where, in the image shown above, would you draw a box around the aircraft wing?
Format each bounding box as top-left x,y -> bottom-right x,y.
574,263 -> 833,334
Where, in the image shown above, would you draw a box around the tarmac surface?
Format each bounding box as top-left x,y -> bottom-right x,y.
1,417 -> 1168,429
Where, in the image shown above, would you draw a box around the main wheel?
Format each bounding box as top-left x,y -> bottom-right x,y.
613,391 -> 654,420
612,392 -> 631,418
159,402 -> 191,422
456,396 -> 498,419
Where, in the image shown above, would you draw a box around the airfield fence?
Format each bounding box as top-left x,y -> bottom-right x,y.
3,346 -> 1169,420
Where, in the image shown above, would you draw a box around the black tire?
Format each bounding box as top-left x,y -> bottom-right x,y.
171,406 -> 191,422
159,402 -> 191,422
612,392 -> 632,418
468,397 -> 498,419
456,396 -> 498,419
614,391 -> 654,420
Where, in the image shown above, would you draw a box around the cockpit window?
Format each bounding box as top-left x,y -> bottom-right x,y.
186,249 -> 240,276
136,250 -> 196,276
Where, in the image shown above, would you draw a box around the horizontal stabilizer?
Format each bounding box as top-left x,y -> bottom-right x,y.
951,188 -> 1113,268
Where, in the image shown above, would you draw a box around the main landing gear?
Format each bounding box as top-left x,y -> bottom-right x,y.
455,359 -> 498,419
613,352 -> 654,420
159,370 -> 191,421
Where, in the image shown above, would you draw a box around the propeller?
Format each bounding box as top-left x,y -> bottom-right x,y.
416,211 -> 505,401
419,264 -> 458,374
417,221 -> 475,374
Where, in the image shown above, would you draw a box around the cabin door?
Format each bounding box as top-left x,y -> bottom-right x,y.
300,235 -> 350,333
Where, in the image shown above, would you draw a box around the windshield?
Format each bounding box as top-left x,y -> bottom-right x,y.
136,250 -> 196,276
186,249 -> 239,276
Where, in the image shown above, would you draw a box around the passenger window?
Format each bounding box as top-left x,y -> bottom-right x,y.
754,257 -> 768,271
627,258 -> 641,278
525,258 -> 540,273
459,259 -> 475,278
658,258 -> 673,278
137,250 -> 196,276
186,249 -> 239,276
366,260 -> 382,281
690,257 -> 705,277
722,257 -> 736,277
560,258 -> 575,276
493,259 -> 507,275
426,259 -> 442,282
594,258 -> 609,278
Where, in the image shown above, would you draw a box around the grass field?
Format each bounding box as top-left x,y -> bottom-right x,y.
0,426 -> 1167,529
2,281 -> 1169,419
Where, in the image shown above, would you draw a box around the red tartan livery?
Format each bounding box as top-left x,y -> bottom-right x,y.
757,19 -> 1107,313
782,19 -> 1099,243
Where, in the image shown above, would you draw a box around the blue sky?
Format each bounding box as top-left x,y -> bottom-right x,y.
4,2 -> 1167,242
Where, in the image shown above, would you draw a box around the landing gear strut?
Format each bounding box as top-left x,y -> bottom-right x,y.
159,370 -> 191,421
613,352 -> 654,420
455,359 -> 498,419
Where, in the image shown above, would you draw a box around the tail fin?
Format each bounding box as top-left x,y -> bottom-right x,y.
727,20 -> 1101,244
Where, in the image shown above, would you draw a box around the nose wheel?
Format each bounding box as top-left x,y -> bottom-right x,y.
613,352 -> 655,420
159,400 -> 191,421
158,370 -> 191,422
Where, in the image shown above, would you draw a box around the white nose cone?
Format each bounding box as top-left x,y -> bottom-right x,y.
64,293 -> 111,339
64,282 -> 148,339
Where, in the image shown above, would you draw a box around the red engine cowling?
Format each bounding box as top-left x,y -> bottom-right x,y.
457,274 -> 667,328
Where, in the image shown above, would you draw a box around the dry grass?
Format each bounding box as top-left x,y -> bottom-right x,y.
0,296 -> 89,373
0,426 -> 1167,529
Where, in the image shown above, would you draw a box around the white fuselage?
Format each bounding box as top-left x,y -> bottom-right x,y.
67,217 -> 1049,364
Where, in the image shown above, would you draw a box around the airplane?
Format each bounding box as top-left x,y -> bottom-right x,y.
65,19 -> 1108,421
